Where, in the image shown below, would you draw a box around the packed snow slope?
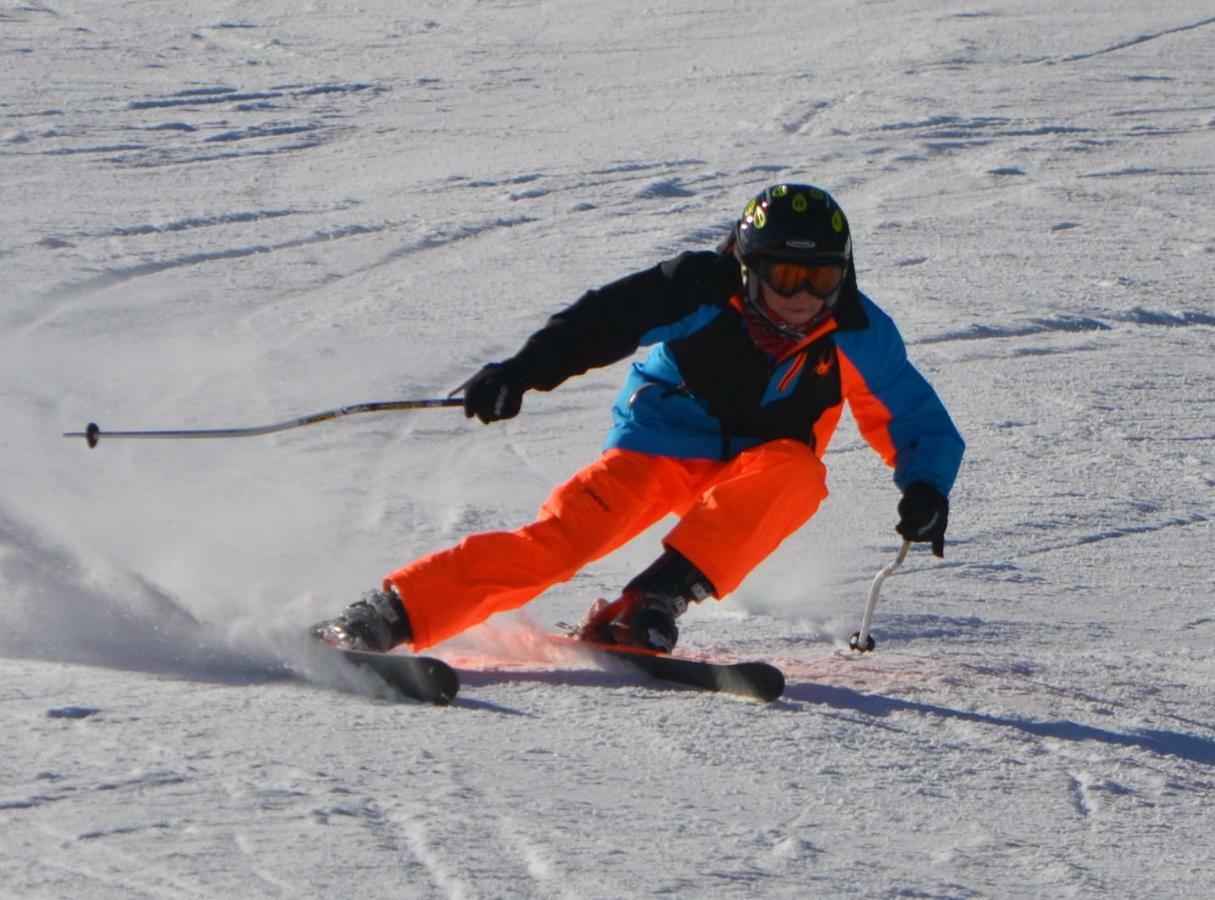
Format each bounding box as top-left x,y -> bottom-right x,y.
2,1 -> 1213,897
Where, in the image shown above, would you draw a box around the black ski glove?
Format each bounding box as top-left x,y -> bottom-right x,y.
462,362 -> 526,424
896,481 -> 950,558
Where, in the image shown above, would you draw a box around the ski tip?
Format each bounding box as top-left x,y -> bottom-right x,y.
758,665 -> 785,703
724,661 -> 785,702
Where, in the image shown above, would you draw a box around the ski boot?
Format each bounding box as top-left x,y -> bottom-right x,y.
311,587 -> 412,653
575,548 -> 716,653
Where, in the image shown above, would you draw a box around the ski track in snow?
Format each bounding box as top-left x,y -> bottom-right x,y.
3,1 -> 1215,897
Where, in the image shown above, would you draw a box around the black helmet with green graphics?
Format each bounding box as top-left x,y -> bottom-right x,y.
732,184 -> 853,308
733,183 -> 852,267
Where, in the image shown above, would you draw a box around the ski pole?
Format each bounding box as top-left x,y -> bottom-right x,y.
849,540 -> 910,652
63,398 -> 464,449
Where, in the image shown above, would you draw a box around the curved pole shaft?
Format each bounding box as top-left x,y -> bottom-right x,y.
853,540 -> 911,651
63,398 -> 464,449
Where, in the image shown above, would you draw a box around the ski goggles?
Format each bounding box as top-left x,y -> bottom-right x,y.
751,259 -> 845,299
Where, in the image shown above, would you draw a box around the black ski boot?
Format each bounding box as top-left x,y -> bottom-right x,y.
311,587 -> 412,652
576,548 -> 716,653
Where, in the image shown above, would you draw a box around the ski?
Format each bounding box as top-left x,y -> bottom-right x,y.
559,637 -> 785,702
324,646 -> 459,706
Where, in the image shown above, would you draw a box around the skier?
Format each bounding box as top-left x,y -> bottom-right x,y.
313,184 -> 964,655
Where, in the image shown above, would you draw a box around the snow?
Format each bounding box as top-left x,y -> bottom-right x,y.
2,0 -> 1213,896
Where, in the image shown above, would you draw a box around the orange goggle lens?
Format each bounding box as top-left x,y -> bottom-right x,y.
755,260 -> 845,298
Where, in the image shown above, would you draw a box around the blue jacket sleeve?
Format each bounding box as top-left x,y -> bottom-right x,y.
835,295 -> 965,496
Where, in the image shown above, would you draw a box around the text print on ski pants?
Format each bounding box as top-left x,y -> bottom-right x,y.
384,439 -> 829,650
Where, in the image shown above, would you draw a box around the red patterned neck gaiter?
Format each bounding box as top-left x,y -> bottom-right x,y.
741,299 -> 824,360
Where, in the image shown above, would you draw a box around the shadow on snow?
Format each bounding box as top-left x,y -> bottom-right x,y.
785,681 -> 1215,766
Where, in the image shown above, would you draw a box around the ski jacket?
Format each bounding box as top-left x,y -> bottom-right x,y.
504,250 -> 964,496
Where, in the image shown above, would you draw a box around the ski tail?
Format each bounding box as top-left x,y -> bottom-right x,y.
313,644 -> 459,705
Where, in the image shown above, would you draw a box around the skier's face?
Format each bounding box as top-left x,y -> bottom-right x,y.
759,281 -> 827,326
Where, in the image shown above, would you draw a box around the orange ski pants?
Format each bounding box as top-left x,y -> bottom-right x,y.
385,438 -> 829,650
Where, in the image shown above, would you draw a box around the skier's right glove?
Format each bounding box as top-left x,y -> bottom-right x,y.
461,362 -> 527,424
896,481 -> 950,558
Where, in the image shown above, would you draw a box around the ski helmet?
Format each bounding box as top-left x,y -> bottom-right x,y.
732,184 -> 853,320
733,184 -> 852,268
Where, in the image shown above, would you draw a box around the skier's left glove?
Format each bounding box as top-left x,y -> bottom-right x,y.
896,481 -> 950,558
461,362 -> 527,424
